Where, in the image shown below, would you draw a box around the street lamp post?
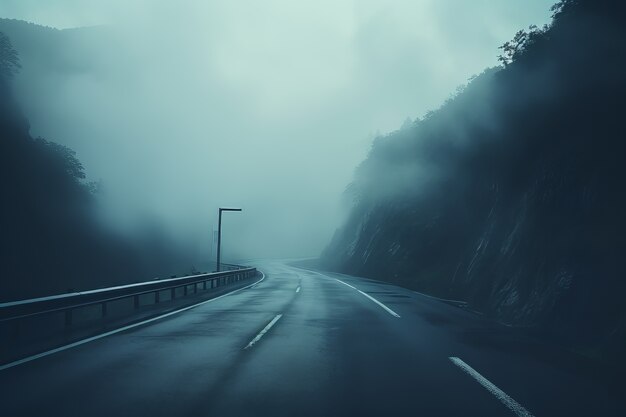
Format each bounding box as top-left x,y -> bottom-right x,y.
216,207 -> 242,272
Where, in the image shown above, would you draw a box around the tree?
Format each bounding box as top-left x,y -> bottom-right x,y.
37,138 -> 87,180
497,25 -> 548,67
0,31 -> 21,78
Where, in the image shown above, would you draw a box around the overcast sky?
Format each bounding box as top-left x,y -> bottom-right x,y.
0,0 -> 554,263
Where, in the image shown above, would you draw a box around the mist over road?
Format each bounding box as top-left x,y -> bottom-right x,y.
1,260 -> 622,416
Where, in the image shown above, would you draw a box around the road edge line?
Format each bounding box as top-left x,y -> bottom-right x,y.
334,278 -> 401,318
290,265 -> 401,318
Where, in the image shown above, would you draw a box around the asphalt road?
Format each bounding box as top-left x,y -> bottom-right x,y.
1,260 -> 624,416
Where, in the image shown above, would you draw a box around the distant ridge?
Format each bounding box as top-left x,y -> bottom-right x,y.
0,18 -> 107,75
0,17 -> 61,32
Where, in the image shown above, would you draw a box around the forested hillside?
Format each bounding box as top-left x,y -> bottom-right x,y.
0,32 -> 183,301
323,0 -> 626,359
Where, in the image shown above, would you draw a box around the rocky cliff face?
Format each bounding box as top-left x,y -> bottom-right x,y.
322,0 -> 626,358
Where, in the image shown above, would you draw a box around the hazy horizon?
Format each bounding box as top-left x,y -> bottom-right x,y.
0,0 -> 554,264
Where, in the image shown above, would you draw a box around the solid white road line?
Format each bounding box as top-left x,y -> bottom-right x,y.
334,278 -> 401,318
0,272 -> 266,372
290,266 -> 401,318
449,357 -> 535,417
244,314 -> 283,349
295,286 -> 301,293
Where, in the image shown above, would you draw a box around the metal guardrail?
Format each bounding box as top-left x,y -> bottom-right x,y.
0,267 -> 257,325
219,263 -> 248,271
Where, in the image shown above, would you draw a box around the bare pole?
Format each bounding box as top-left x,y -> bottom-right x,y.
216,207 -> 242,272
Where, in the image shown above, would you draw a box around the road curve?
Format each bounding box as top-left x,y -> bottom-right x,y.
1,260 -> 623,416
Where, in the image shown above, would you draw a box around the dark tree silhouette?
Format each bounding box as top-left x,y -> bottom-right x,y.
0,31 -> 187,301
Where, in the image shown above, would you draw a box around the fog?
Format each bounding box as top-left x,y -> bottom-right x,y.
1,0 -> 553,265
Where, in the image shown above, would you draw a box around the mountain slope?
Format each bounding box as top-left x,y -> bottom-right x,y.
322,0 -> 626,360
0,19 -> 104,74
0,29 -> 185,301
